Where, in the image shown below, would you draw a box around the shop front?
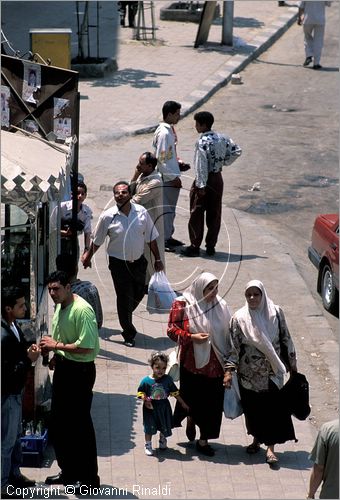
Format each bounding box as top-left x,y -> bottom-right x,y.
1,129 -> 74,421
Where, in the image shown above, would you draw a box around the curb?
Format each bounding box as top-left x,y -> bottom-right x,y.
80,7 -> 298,145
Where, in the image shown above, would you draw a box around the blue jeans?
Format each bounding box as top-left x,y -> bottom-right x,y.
1,394 -> 22,487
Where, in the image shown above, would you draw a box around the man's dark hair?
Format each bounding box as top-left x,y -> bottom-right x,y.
78,181 -> 87,194
143,152 -> 158,170
46,270 -> 70,287
194,111 -> 214,130
162,100 -> 181,120
56,254 -> 78,279
1,286 -> 25,315
113,181 -> 131,195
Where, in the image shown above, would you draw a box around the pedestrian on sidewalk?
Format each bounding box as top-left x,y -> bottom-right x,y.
56,254 -> 103,329
118,1 -> 138,28
297,1 -> 331,70
153,100 -> 186,253
180,111 -> 242,258
137,351 -> 189,456
82,181 -> 164,347
53,181 -> 93,261
1,286 -> 39,499
130,152 -> 165,288
224,280 -> 298,466
40,271 -> 100,493
167,272 -> 232,457
307,419 -> 339,499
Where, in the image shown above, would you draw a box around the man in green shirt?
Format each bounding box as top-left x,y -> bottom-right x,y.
40,271 -> 100,493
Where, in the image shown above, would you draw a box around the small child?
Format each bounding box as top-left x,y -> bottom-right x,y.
137,351 -> 189,456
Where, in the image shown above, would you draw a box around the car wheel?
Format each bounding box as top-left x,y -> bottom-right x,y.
321,263 -> 338,313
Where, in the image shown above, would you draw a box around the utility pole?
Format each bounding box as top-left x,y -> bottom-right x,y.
222,0 -> 234,46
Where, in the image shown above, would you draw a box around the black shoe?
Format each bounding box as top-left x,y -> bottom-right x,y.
9,474 -> 36,487
278,1 -> 285,5
45,472 -> 64,485
180,246 -> 200,257
313,64 -> 322,70
303,56 -> 312,67
196,440 -> 215,456
205,247 -> 215,256
166,237 -> 184,247
124,339 -> 135,347
72,478 -> 100,495
165,245 -> 176,253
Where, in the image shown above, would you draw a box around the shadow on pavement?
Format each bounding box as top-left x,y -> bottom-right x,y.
89,68 -> 172,88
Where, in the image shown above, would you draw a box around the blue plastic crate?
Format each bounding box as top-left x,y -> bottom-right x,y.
21,429 -> 48,453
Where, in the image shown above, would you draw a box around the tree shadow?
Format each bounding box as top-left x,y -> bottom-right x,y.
88,68 -> 172,88
233,16 -> 265,28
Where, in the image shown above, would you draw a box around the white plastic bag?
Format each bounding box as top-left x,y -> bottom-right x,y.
146,271 -> 177,314
166,348 -> 180,382
223,374 -> 243,420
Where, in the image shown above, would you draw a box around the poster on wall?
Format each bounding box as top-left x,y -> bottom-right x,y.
1,85 -> 10,127
22,62 -> 41,104
54,117 -> 72,140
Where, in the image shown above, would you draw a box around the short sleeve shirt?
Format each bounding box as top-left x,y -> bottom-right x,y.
52,295 -> 99,362
92,202 -> 159,261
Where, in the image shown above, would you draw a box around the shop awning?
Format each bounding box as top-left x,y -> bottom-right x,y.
1,129 -> 74,217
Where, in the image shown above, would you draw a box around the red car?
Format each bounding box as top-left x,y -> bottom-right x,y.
308,214 -> 339,313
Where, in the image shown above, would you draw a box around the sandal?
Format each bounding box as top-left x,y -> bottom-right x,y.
266,454 -> 279,465
246,442 -> 260,454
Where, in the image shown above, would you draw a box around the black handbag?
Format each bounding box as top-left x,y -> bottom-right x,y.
280,371 -> 311,421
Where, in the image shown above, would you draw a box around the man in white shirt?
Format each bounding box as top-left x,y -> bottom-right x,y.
181,111 -> 242,257
298,1 -> 331,69
153,100 -> 186,252
82,181 -> 164,347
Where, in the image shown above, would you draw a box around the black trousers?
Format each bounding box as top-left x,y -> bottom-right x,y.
109,255 -> 147,340
50,356 -> 98,484
188,172 -> 223,249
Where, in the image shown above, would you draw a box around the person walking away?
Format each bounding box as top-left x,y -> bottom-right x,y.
137,351 -> 189,456
298,1 -> 331,69
153,100 -> 187,252
307,419 -> 339,499
82,181 -> 164,347
167,272 -> 232,457
224,280 -> 298,465
130,152 -> 165,288
181,111 -> 241,257
56,254 -> 103,329
1,286 -> 39,499
40,271 -> 100,493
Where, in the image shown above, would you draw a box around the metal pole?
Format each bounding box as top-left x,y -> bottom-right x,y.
222,0 -> 234,46
71,91 -> 80,259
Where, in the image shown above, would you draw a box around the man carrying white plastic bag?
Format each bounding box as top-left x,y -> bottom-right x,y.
147,271 -> 177,314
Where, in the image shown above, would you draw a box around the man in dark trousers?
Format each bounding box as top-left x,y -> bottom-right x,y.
181,111 -> 242,257
1,286 -> 39,499
82,181 -> 164,347
40,271 -> 100,493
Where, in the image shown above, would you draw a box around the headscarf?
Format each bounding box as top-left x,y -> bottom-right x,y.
182,272 -> 231,369
235,280 -> 286,376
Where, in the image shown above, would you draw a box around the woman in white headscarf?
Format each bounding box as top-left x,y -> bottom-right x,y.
223,280 -> 297,465
167,272 -> 232,457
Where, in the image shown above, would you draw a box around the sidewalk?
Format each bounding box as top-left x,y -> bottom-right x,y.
79,1 -> 299,143
20,2 -> 339,499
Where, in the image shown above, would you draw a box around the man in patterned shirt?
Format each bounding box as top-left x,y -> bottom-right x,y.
181,111 -> 242,257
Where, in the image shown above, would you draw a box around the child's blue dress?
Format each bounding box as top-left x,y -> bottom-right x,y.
137,374 -> 179,437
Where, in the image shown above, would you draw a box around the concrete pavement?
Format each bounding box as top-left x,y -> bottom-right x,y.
19,2 -> 339,499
